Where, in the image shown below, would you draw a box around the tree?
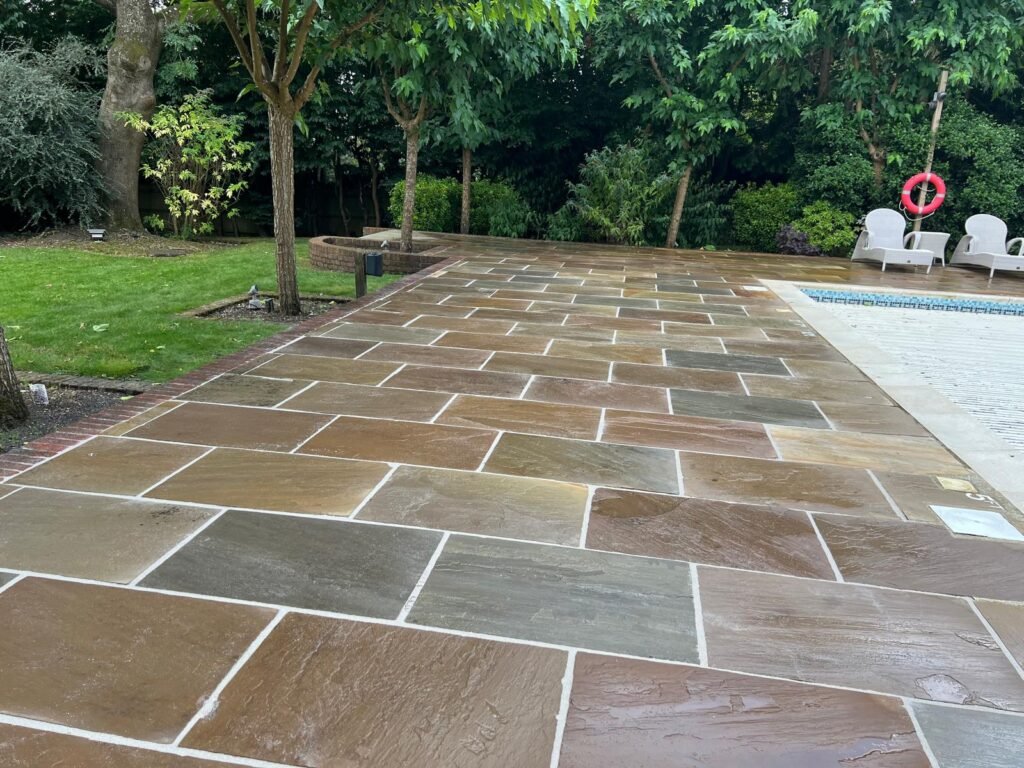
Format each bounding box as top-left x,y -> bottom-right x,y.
0,325 -> 28,430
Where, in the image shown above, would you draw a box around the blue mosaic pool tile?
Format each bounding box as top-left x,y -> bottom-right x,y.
802,289 -> 1024,316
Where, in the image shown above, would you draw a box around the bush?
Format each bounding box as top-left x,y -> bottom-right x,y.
776,224 -> 822,257
730,182 -> 799,252
673,179 -> 734,249
388,175 -> 459,233
789,201 -> 858,257
546,205 -> 583,242
488,194 -> 538,238
0,38 -> 104,227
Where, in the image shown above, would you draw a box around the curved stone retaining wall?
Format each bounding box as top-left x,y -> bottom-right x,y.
309,236 -> 447,275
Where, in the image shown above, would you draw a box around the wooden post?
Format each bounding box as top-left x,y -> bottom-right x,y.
354,251 -> 367,299
913,69 -> 949,232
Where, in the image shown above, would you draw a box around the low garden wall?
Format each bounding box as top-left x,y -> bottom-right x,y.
308,236 -> 447,275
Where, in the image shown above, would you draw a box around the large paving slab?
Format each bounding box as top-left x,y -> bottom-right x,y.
911,703 -> 1024,768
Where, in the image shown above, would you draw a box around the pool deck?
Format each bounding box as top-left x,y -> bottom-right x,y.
2,236 -> 1024,767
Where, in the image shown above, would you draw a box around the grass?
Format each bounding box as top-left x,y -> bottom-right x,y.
0,239 -> 401,382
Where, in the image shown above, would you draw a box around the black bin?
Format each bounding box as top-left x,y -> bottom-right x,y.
364,252 -> 384,277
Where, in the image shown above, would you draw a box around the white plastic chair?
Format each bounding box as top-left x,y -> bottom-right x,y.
951,214 -> 1024,278
851,209 -> 937,272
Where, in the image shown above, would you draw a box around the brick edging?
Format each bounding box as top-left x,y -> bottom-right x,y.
0,251 -> 464,481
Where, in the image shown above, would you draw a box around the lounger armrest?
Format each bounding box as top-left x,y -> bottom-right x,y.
1008,237 -> 1024,256
951,234 -> 974,263
904,232 -> 922,250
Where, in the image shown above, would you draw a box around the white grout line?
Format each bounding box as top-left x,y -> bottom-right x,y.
0,713 -> 304,768
578,486 -> 596,548
690,562 -> 708,666
375,362 -> 408,387
476,350 -> 497,370
129,508 -> 229,585
595,409 -> 607,441
401,314 -> 426,327
173,609 -> 288,747
0,573 -> 26,594
866,469 -> 908,521
547,649 -> 576,768
395,531 -> 450,622
806,512 -> 844,582
672,450 -> 686,496
738,373 -> 752,396
966,598 -> 1024,682
518,374 -> 536,400
135,446 -> 217,498
348,464 -> 400,519
543,338 -> 555,355
475,432 -> 504,471
271,379 -> 319,409
2,433 -> 99,481
175,373 -> 225,398
289,414 -> 341,454
428,393 -> 459,424
352,341 -> 384,359
903,698 -> 942,768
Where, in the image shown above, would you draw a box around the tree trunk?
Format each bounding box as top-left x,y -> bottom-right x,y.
97,0 -> 164,231
816,46 -> 833,103
370,164 -> 382,228
337,175 -> 350,235
871,154 -> 885,189
268,102 -> 301,315
460,146 -> 472,235
665,164 -> 693,248
0,325 -> 28,430
400,125 -> 421,253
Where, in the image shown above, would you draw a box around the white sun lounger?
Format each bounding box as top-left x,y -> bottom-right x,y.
851,209 -> 939,272
951,214 -> 1024,278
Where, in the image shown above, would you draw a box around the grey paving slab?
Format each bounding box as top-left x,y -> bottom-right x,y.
407,535 -> 697,661
670,389 -> 830,428
911,703 -> 1024,767
141,510 -> 442,618
666,349 -> 789,376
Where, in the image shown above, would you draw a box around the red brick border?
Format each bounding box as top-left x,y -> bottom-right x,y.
0,252 -> 464,481
308,236 -> 448,275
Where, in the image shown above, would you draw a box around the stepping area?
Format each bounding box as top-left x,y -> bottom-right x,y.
2,236 -> 1024,766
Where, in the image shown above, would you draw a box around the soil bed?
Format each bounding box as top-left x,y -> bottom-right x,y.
200,297 -> 347,323
1,386 -> 123,454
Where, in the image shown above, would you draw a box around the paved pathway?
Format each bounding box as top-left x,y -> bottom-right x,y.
2,238 -> 1024,767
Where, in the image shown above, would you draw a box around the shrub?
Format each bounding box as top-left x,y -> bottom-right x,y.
776,224 -> 822,257
546,205 -> 583,242
488,194 -> 538,238
388,175 -> 459,233
730,182 -> 799,252
468,180 -> 515,235
122,91 -> 253,238
673,179 -> 734,249
0,39 -> 104,227
789,201 -> 858,257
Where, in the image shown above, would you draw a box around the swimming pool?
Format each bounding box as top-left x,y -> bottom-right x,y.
802,288 -> 1024,315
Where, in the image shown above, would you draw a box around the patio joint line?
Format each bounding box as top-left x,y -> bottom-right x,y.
396,531 -> 450,622
595,408 -> 607,441
475,432 -> 504,471
352,341 -> 384,359
135,445 -> 217,498
966,598 -> 1024,682
174,609 -> 287,747
673,451 -> 685,495
375,362 -> 407,388
0,573 -> 26,594
271,379 -> 320,409
578,486 -> 595,548
401,314 -> 426,327
903,698 -> 942,768
289,414 -> 341,454
738,373 -> 752,396
518,375 -> 536,399
866,469 -> 908,521
428,393 -> 460,424
176,373 -> 225,398
0,433 -> 99,482
806,512 -> 844,582
129,507 -> 230,586
690,562 -> 708,666
348,464 -> 400,519
543,338 -> 556,355
547,649 -> 576,768
476,350 -> 497,370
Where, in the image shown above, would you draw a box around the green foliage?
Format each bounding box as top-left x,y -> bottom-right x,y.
560,143 -> 672,246
674,178 -> 734,249
488,193 -> 538,238
731,183 -> 799,252
791,201 -> 857,257
388,175 -> 459,233
545,206 -> 584,242
0,39 -> 104,227
121,92 -> 253,238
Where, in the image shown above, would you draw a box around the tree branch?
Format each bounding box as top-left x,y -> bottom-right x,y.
648,52 -> 673,99
210,0 -> 256,80
282,0 -> 321,86
272,0 -> 291,82
244,0 -> 273,88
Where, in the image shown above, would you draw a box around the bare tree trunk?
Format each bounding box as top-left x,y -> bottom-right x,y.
97,0 -> 164,231
871,155 -> 885,189
0,325 -> 28,430
816,46 -> 833,103
400,125 -> 421,253
370,164 -> 382,228
268,102 -> 301,315
337,175 -> 350,235
665,164 -> 693,248
460,146 -> 472,235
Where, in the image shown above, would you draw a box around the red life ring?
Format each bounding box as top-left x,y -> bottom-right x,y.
901,172 -> 946,215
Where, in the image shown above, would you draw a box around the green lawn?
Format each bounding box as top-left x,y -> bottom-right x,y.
0,240 -> 401,382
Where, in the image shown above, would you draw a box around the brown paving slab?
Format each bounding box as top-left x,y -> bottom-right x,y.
564,314 -> 662,332
976,600 -> 1024,668
485,433 -> 679,494
611,361 -> 744,392
910,703 -> 1024,768
248,354 -> 400,385
302,415 -> 495,470
678,453 -> 895,517
384,364 -> 529,397
278,336 -> 376,358
508,322 -> 614,343
183,614 -> 564,768
484,351 -> 609,381
320,322 -> 443,344
407,314 -> 515,334
471,307 -> 568,323
282,381 -> 450,420
526,376 -> 669,413
602,409 -> 777,458
433,330 -> 550,354
559,654 -> 928,768
819,402 -> 931,436
126,402 -> 334,451
700,566 -> 1024,710
438,394 -> 601,439
0,485 -> 18,500
742,374 -> 892,405
671,389 -> 830,428
547,340 -> 665,364
871,471 -> 1021,525
817,515 -> 1024,602
359,341 -> 490,368
147,447 -> 390,516
613,331 -> 723,352
666,348 -> 789,375
768,425 -> 965,475
358,465 -> 587,545
587,488 -> 833,577
14,436 -> 206,495
103,400 -> 181,436
180,374 -> 310,407
784,358 -> 869,381
338,309 -> 418,326
619,308 -> 711,324
726,339 -> 844,361
0,488 -> 216,582
662,322 -> 769,339
0,578 -> 273,741
0,725 -> 249,767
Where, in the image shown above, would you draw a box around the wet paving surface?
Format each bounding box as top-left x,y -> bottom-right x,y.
2,236 -> 1024,765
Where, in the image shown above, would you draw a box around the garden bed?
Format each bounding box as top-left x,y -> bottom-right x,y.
1,386 -> 123,454
308,235 -> 447,274
183,293 -> 350,324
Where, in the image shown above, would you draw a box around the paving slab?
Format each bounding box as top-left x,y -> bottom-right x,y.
666,348 -> 789,375
278,336 -> 377,358
975,599 -> 1024,667
671,389 -> 830,428
911,703 -> 1024,768
601,409 -> 777,457
180,374 -> 311,407
437,394 -> 601,439
246,354 -> 401,385
282,380 -> 451,420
